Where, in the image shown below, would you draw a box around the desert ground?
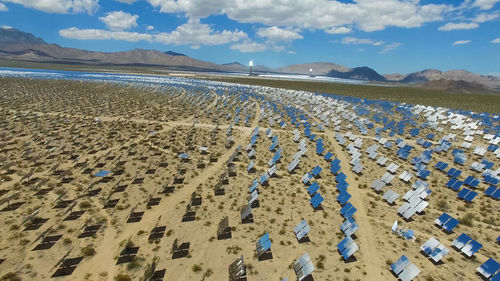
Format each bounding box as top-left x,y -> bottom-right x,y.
0,76 -> 499,281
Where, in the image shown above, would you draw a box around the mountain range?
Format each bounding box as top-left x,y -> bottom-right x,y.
1,28 -> 499,91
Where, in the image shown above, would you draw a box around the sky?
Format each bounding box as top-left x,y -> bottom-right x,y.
0,0 -> 499,75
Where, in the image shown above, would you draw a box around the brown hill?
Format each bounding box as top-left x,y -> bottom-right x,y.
416,78 -> 495,94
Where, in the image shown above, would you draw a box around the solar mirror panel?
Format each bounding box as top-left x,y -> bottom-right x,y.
390,255 -> 411,275
398,263 -> 421,281
452,233 -> 472,249
477,258 -> 500,279
429,244 -> 450,262
434,213 -> 451,226
343,222 -> 359,237
341,241 -> 359,260
307,182 -> 320,195
462,239 -> 482,257
310,193 -> 324,209
421,237 -> 440,255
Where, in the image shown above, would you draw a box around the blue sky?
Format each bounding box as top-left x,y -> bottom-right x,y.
0,0 -> 499,75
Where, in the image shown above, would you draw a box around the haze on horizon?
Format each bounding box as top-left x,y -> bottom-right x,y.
0,0 -> 499,75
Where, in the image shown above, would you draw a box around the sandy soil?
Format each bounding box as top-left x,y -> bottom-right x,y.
0,77 -> 498,281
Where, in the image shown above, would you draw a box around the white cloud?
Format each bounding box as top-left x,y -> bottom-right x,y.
452,40 -> 471,45
491,38 -> 500,43
154,19 -> 247,49
115,0 -> 138,3
230,40 -> 267,53
0,3 -> 8,11
438,22 -> 479,31
473,12 -> 499,22
3,0 -> 98,14
256,26 -> 302,43
379,42 -> 402,53
99,11 -> 138,31
341,36 -> 384,46
287,50 -> 296,55
146,25 -> 154,30
146,0 -> 452,33
473,0 -> 500,10
325,26 -> 351,34
59,27 -> 153,42
1,25 -> 13,29
59,18 -> 248,49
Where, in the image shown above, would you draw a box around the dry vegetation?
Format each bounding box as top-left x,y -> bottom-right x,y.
0,77 -> 498,281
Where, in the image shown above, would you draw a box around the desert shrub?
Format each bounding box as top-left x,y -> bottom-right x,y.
114,274 -> 131,281
1,272 -> 21,281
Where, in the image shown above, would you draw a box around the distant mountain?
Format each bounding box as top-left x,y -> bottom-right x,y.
383,73 -> 405,81
416,78 -> 493,94
1,28 -> 498,88
399,69 -> 444,84
0,28 -> 226,71
392,69 -> 500,90
275,62 -> 351,75
164,51 -> 186,57
275,62 -> 386,81
221,62 -> 271,73
221,62 -> 247,72
325,66 -> 387,82
0,27 -> 45,44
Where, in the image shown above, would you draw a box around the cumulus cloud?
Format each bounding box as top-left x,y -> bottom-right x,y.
452,40 -> 471,45
473,12 -> 499,22
99,11 -> 138,31
60,19 -> 248,49
3,0 -> 98,14
59,27 -> 153,42
379,42 -> 402,53
154,19 -> 247,49
438,22 -> 479,31
341,36 -> 384,46
256,26 -> 302,43
325,26 -> 351,34
146,0 -> 452,33
146,25 -> 154,30
473,0 -> 500,10
491,38 -> 500,43
230,40 -> 267,53
1,25 -> 13,29
0,3 -> 8,11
